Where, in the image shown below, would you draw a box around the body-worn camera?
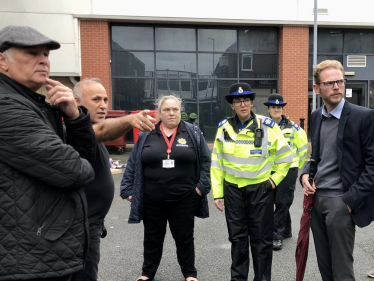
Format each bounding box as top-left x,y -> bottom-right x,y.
254,128 -> 263,147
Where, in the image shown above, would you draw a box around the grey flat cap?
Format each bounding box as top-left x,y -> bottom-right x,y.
0,25 -> 60,53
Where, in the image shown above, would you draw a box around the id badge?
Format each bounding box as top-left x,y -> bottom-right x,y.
162,159 -> 175,169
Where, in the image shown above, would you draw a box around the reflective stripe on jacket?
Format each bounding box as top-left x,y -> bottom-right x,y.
211,113 -> 292,199
277,116 -> 308,169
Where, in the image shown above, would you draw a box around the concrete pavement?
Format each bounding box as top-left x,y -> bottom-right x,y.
98,151 -> 374,281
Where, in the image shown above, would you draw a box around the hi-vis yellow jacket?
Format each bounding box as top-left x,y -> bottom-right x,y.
276,115 -> 308,170
211,113 -> 292,199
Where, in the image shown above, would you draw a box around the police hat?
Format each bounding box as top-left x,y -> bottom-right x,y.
0,25 -> 60,53
225,83 -> 255,103
263,93 -> 287,107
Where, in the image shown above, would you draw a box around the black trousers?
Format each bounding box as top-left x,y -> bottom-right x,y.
71,223 -> 104,281
273,167 -> 298,240
224,180 -> 274,281
141,190 -> 201,279
311,194 -> 355,281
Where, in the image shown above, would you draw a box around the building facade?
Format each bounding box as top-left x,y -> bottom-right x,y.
1,0 -> 374,141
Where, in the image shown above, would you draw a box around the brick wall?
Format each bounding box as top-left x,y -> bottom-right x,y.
80,20 -> 112,108
279,26 -> 309,133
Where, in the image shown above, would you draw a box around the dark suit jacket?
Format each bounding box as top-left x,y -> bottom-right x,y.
302,101 -> 374,227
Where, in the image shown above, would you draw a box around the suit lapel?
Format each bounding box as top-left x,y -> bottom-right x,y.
337,101 -> 350,170
312,108 -> 322,162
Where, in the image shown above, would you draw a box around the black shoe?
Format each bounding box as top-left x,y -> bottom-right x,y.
273,239 -> 283,250
283,232 -> 292,239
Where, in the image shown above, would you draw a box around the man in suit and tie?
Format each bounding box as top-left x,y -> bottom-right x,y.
301,60 -> 374,280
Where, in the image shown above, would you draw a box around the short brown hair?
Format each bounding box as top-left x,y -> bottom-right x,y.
313,60 -> 344,84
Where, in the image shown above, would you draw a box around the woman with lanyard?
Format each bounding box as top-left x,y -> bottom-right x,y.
120,95 -> 211,281
264,93 -> 308,251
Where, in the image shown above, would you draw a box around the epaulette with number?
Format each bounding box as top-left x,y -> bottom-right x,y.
262,117 -> 275,128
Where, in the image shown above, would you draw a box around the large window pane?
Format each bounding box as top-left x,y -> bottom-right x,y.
309,29 -> 343,53
198,29 -> 237,52
156,79 -> 196,100
112,51 -> 154,77
112,26 -> 154,51
344,30 -> 374,53
239,54 -> 278,79
198,53 -> 237,78
155,28 -> 196,51
156,53 -> 196,76
239,29 -> 278,52
112,78 -> 155,111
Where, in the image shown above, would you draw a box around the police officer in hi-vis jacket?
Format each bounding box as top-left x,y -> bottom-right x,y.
211,83 -> 292,281
264,94 -> 308,251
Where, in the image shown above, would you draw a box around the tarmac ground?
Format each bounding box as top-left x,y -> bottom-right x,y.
97,150 -> 374,281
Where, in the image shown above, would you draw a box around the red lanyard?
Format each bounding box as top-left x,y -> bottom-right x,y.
160,123 -> 177,158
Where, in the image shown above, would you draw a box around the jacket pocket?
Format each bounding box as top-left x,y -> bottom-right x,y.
36,195 -> 76,241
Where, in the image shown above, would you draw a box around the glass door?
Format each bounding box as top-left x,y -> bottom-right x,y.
345,81 -> 367,107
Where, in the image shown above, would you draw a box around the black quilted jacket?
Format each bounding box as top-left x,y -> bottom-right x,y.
120,121 -> 211,223
0,73 -> 96,280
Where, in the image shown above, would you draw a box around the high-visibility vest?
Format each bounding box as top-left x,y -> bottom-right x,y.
277,116 -> 308,170
211,113 -> 293,199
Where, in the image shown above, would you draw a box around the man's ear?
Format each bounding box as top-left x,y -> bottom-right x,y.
74,96 -> 82,106
0,53 -> 9,72
313,84 -> 321,95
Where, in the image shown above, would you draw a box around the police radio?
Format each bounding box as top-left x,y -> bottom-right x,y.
254,128 -> 263,147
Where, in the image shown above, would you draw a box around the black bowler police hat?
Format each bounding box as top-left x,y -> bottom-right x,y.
263,93 -> 287,107
225,83 -> 255,103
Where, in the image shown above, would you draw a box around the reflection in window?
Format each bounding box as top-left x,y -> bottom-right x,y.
309,30 -> 343,53
156,28 -> 196,51
156,80 -> 195,100
112,26 -> 154,51
344,31 -> 374,53
198,29 -> 237,52
240,54 -> 277,79
156,53 -> 196,76
242,54 -> 253,71
198,53 -> 237,78
112,51 -> 154,77
239,29 -> 278,52
112,78 -> 155,111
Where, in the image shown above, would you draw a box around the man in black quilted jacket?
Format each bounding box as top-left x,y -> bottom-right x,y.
0,25 -> 96,281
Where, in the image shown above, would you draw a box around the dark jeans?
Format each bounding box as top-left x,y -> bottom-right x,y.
224,180 -> 274,281
71,223 -> 104,281
273,167 -> 297,240
141,190 -> 201,280
311,194 -> 355,281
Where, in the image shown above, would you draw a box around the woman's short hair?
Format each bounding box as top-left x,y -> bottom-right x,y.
154,94 -> 183,111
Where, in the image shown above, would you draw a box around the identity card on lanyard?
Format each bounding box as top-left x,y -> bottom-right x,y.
160,123 -> 176,168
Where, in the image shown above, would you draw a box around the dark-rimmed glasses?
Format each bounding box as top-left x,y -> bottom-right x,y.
317,79 -> 346,89
232,98 -> 252,106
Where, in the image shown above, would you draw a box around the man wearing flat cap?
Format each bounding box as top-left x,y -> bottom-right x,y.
0,25 -> 96,280
211,83 -> 292,281
264,94 -> 308,251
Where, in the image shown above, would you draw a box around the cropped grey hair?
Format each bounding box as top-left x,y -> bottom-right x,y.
73,78 -> 103,101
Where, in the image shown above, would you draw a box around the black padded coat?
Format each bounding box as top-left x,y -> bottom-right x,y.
0,73 -> 96,280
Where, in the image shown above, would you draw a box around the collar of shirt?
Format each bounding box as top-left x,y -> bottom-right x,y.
236,116 -> 253,130
321,98 -> 345,120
